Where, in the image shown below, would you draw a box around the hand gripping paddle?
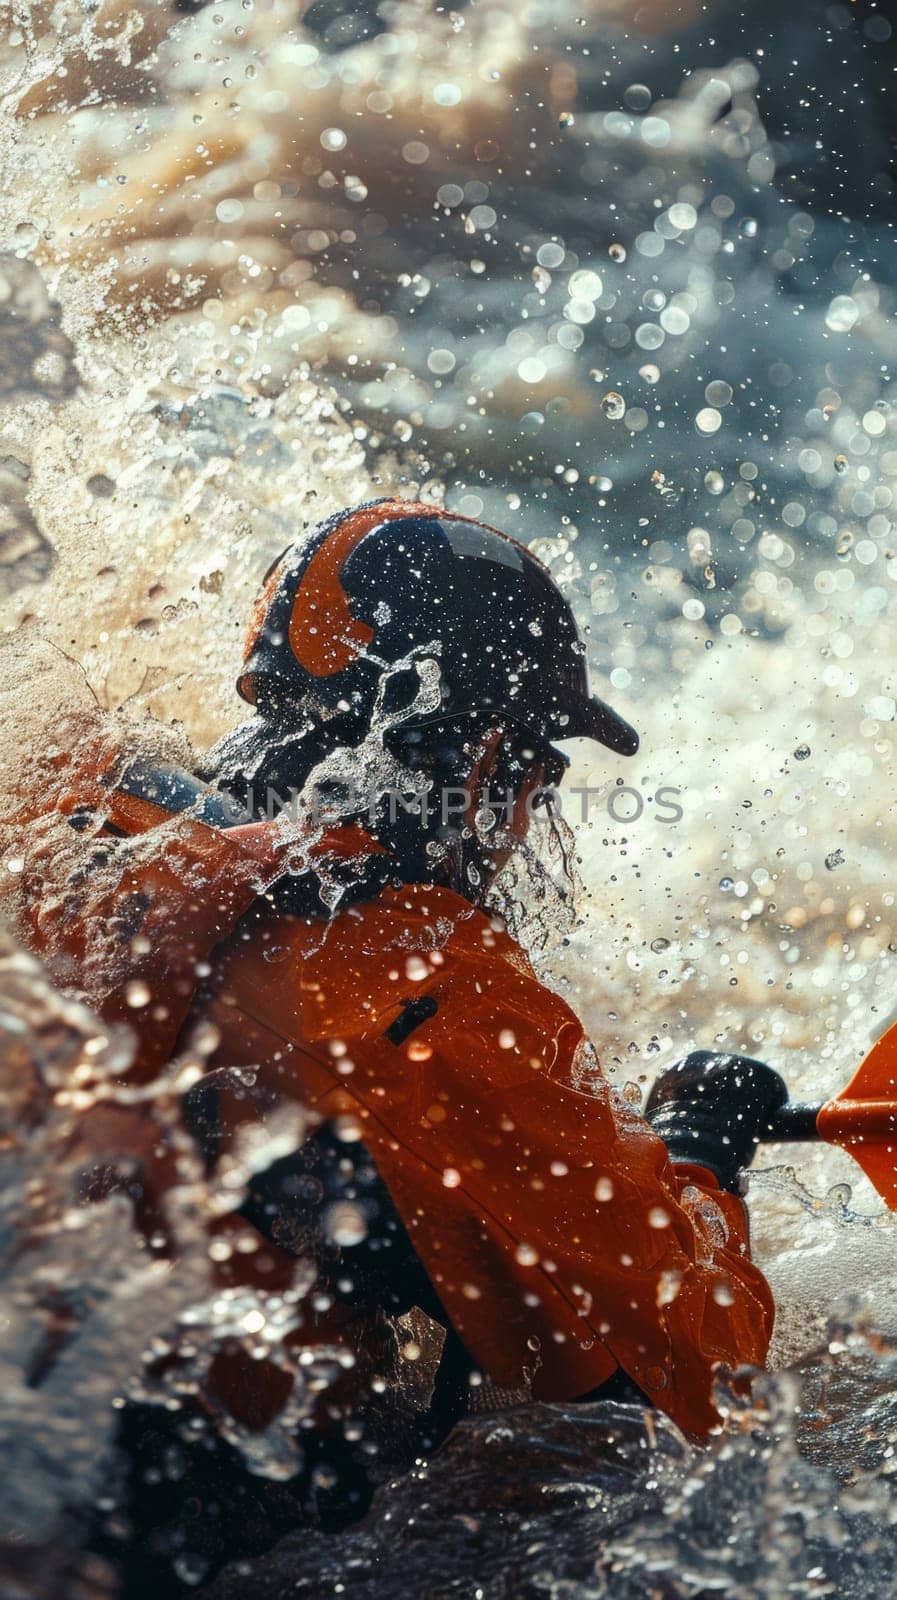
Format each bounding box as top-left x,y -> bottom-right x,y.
767,1017 -> 897,1207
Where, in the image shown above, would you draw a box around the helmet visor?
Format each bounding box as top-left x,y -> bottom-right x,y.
558,693 -> 640,756
404,693 -> 639,758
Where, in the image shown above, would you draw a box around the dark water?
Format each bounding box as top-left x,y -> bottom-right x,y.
202,1350 -> 897,1600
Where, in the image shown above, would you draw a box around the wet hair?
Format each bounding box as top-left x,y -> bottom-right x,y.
199,711 -> 580,934
381,715 -> 581,942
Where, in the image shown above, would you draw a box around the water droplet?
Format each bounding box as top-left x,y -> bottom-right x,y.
825,296 -> 859,334
601,391 -> 625,421
325,1202 -> 368,1247
624,83 -> 652,112
173,1553 -> 209,1586
87,473 -> 116,498
705,379 -> 733,407
657,1270 -> 682,1307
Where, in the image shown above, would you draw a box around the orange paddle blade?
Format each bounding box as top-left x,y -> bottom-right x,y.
817,1018 -> 897,1207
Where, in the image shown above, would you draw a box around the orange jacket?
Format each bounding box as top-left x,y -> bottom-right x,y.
6,728 -> 377,1078
191,885 -> 774,1437
8,734 -> 774,1437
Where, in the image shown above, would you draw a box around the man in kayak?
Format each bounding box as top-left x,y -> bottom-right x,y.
10,499 -> 787,1562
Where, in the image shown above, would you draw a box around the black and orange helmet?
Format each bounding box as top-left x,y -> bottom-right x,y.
238,500 -> 638,756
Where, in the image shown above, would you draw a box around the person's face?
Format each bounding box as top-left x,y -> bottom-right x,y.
465,726 -> 567,876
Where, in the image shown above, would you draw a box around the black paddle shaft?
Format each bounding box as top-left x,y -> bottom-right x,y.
764,1103 -> 821,1142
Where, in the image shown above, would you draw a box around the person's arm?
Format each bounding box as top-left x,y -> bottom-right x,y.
271,884 -> 779,1439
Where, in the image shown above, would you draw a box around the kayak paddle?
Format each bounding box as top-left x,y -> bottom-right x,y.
764,1017 -> 897,1207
